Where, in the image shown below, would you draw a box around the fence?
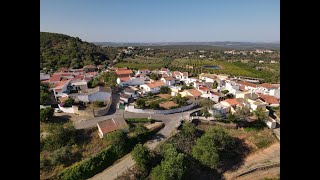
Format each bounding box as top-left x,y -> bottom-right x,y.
125,103 -> 196,114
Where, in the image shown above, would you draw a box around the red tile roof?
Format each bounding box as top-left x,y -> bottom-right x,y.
119,76 -> 131,82
49,74 -> 61,82
223,98 -> 239,106
57,67 -> 69,72
163,76 -> 174,81
198,86 -> 210,92
238,81 -> 257,88
172,71 -> 182,76
259,83 -> 277,89
53,80 -> 70,89
146,80 -> 165,88
115,70 -> 133,76
97,118 -> 128,135
187,89 -> 202,97
117,67 -> 127,71
258,94 -> 279,104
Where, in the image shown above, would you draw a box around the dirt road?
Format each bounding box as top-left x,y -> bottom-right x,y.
223,142 -> 280,180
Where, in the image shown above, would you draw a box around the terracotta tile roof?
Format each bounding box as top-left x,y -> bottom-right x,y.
258,94 -> 279,104
198,86 -> 210,92
146,80 -> 165,88
223,98 -> 239,106
159,101 -> 178,109
49,74 -> 61,82
187,89 -> 202,97
97,118 -> 129,135
115,70 -> 133,76
53,80 -> 70,89
238,81 -> 257,88
172,71 -> 182,76
163,76 -> 174,81
259,83 -> 277,89
75,75 -> 84,79
119,76 -> 131,82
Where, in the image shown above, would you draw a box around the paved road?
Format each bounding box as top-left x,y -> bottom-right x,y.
87,108 -> 201,180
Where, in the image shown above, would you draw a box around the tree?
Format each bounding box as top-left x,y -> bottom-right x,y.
160,86 -> 171,94
149,73 -> 159,80
151,144 -> 187,180
192,127 -> 235,169
227,113 -> 237,122
135,98 -> 146,109
212,81 -> 218,89
200,98 -> 215,109
221,90 -> 229,95
62,98 -> 74,107
43,123 -> 77,150
181,123 -> 196,139
132,124 -> 148,136
40,107 -> 54,122
132,143 -> 152,172
40,82 -> 51,105
105,130 -> 127,155
234,106 -> 252,120
254,107 -> 267,120
51,146 -> 74,166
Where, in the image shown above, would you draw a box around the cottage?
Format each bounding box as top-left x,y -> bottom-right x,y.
51,80 -> 71,98
97,118 -> 129,138
77,86 -> 112,103
115,69 -> 133,78
161,76 -> 175,86
180,89 -> 202,101
209,103 -> 230,117
137,69 -> 150,75
258,94 -> 280,107
140,80 -> 166,93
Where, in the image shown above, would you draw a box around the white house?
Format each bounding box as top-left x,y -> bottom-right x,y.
256,83 -> 280,99
40,73 -> 50,81
50,80 -> 71,99
77,86 -> 112,103
123,87 -> 139,98
71,81 -> 88,92
116,76 -> 145,86
161,76 -> 175,86
172,71 -> 183,80
224,80 -> 240,95
136,69 -> 150,75
159,68 -> 170,75
237,81 -> 258,92
209,103 -> 230,117
140,80 -> 166,93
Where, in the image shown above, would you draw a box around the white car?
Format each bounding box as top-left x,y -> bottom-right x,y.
54,108 -> 62,113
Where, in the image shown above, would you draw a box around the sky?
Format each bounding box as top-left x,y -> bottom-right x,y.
40,0 -> 280,42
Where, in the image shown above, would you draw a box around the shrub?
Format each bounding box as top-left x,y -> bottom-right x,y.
132,143 -> 152,172
93,101 -> 105,108
40,107 -> 54,122
51,146 -> 74,166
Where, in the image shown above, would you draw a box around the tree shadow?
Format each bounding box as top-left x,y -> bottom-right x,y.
52,115 -> 71,124
217,137 -> 251,174
75,127 -> 95,145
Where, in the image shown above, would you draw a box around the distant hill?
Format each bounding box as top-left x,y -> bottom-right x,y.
93,41 -> 280,50
40,32 -> 114,70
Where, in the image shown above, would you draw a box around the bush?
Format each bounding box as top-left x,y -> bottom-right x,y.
136,98 -> 146,109
126,118 -> 153,123
40,107 -> 54,122
63,98 -> 75,107
132,143 -> 152,172
160,86 -> 171,94
93,101 -> 105,108
51,146 -> 74,166
43,124 -> 77,151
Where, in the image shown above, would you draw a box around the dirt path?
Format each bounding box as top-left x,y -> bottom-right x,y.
224,142 -> 280,180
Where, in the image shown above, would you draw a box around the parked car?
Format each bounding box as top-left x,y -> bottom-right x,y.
54,108 -> 62,113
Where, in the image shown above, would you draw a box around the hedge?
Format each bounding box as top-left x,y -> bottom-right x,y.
58,126 -> 162,180
126,118 -> 154,123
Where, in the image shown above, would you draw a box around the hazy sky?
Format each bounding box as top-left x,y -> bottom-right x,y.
40,0 -> 280,42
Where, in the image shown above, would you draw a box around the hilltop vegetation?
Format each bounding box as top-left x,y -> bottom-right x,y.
40,32 -> 118,70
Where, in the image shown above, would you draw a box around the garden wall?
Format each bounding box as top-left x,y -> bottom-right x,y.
125,103 -> 196,114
